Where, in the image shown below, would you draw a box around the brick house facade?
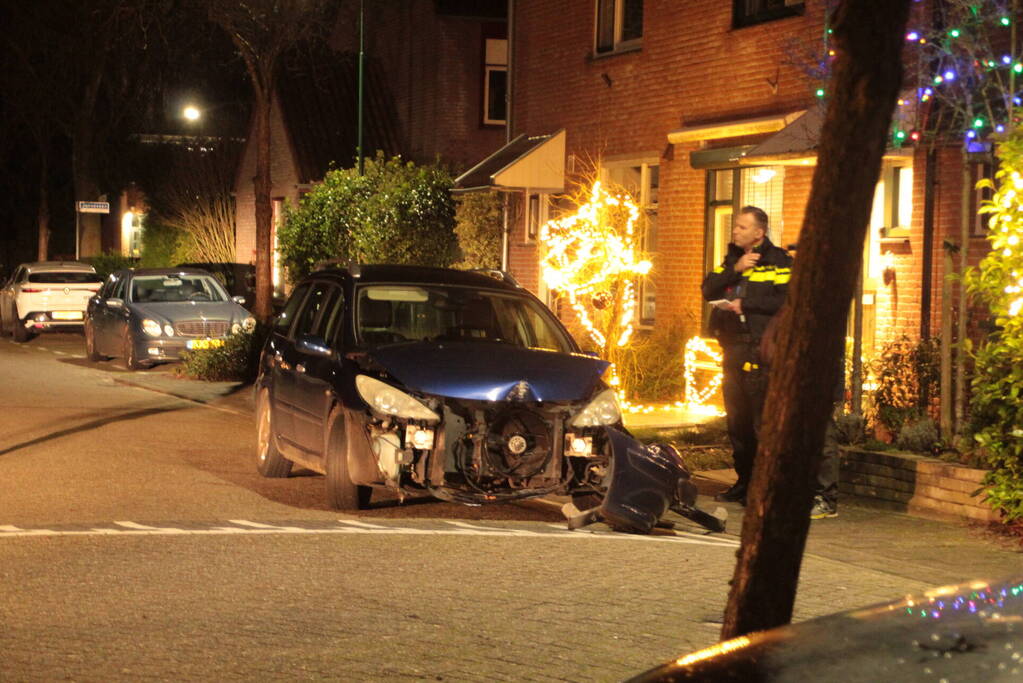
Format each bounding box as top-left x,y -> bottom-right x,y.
498,0 -> 989,371
234,0 -> 508,282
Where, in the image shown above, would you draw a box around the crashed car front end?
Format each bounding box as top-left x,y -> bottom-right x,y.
347,349 -> 620,506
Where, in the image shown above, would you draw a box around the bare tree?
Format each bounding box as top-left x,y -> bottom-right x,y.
721,0 -> 912,639
208,0 -> 331,321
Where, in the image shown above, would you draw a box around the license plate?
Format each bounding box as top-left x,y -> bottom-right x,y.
186,339 -> 225,350
51,311 -> 83,320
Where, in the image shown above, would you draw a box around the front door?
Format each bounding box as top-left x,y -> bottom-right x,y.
291,285 -> 345,453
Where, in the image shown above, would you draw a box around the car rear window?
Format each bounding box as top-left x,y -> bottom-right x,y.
27,272 -> 102,284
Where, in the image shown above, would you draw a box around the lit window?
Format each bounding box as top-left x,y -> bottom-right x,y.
483,38 -> 507,126
733,0 -> 804,29
595,0 -> 643,55
526,193 -> 541,242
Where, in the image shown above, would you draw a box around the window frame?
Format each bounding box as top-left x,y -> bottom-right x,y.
732,0 -> 805,29
594,0 -> 643,56
482,35 -> 508,126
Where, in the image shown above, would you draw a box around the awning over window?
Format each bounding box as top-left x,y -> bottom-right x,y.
453,129 -> 566,193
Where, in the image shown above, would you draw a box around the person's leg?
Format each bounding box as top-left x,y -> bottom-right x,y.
719,345 -> 754,500
811,404 -> 841,518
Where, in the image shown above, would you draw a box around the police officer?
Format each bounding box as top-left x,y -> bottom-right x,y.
701,206 -> 791,504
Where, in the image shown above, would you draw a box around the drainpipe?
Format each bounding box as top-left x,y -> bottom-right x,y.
502,0 -> 514,271
920,146 -> 937,341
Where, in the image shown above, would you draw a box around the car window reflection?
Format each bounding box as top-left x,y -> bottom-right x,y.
355,285 -> 572,352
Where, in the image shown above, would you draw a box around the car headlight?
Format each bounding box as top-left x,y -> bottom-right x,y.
570,387 -> 621,427
142,319 -> 163,337
163,324 -> 175,336
355,375 -> 440,423
242,316 -> 256,332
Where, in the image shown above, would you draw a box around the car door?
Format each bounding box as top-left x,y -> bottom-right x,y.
275,281 -> 334,453
291,284 -> 345,454
93,274 -> 127,354
266,282 -> 312,446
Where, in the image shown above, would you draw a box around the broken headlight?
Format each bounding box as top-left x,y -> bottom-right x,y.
570,387 -> 621,427
355,375 -> 440,423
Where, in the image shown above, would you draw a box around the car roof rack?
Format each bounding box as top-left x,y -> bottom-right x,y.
471,269 -> 521,287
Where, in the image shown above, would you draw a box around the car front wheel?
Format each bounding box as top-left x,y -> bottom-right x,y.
325,408 -> 371,510
121,330 -> 144,370
256,389 -> 292,478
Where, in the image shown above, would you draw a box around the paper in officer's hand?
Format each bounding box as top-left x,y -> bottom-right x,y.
708,299 -> 732,311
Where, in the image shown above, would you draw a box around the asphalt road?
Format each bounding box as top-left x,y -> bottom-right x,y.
1,333 -> 1020,681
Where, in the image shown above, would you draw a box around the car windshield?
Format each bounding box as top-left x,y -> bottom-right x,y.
27,272 -> 102,284
356,285 -> 574,353
130,275 -> 228,303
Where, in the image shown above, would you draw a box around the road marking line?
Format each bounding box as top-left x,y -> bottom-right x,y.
337,519 -> 389,529
228,519 -> 309,531
444,520 -> 538,535
114,521 -> 160,530
0,523 -> 734,545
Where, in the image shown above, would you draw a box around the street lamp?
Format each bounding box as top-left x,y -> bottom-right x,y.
182,105 -> 201,123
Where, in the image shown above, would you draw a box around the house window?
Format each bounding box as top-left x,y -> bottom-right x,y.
121,210 -> 144,258
272,198 -> 285,296
733,0 -> 804,28
704,166 -> 785,330
871,165 -> 913,239
595,0 -> 643,55
970,161 -> 994,237
604,159 -> 658,325
483,38 -> 507,125
526,193 -> 542,242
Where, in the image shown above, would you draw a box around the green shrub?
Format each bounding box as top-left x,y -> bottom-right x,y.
865,335 -> 939,439
278,153 -> 457,283
139,219 -> 186,268
85,250 -> 136,279
895,416 -> 941,454
833,412 -> 867,446
614,316 -> 695,403
454,190 -> 503,269
965,131 -> 1023,521
180,324 -> 268,382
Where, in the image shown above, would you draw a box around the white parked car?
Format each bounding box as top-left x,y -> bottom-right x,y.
0,261 -> 103,342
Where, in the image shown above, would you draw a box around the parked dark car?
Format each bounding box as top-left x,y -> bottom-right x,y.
629,575 -> 1023,682
255,264 -> 634,511
85,267 -> 255,370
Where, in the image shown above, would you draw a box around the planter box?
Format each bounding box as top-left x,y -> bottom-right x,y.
839,447 -> 1000,523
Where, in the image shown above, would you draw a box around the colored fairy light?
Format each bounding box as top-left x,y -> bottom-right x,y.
1003,55 -> 1013,64
934,75 -> 944,84
906,31 -> 920,41
997,124 -> 1006,133
1001,16 -> 1011,26
967,130 -> 977,139
973,117 -> 985,128
895,130 -> 907,140
910,130 -> 921,141
815,88 -> 825,98
944,69 -> 957,80
949,28 -> 961,38
924,87 -> 933,96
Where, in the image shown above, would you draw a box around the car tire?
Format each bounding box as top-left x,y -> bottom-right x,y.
84,321 -> 105,361
256,389 -> 292,478
12,318 -> 29,343
325,408 -> 371,510
121,330 -> 144,370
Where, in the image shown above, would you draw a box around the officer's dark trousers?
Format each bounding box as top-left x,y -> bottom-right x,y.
721,343 -> 767,488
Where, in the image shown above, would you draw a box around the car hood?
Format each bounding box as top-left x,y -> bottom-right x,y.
366,342 -> 609,402
629,575 -> 1023,682
130,301 -> 245,321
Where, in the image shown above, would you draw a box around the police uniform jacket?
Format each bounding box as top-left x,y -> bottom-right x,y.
701,236 -> 791,346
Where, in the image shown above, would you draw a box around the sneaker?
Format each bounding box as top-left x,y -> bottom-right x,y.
810,495 -> 838,519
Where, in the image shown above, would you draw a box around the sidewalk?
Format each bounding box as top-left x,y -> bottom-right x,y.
113,367 -> 1022,585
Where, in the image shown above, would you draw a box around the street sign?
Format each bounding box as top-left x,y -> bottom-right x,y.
77,201 -> 110,214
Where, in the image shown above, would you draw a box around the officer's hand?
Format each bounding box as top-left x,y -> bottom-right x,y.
728,299 -> 744,315
734,252 -> 761,272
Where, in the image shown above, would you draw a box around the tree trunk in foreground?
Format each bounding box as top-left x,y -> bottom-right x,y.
721,0 -> 911,639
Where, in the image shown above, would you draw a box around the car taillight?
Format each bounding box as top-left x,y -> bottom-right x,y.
21,288 -> 44,293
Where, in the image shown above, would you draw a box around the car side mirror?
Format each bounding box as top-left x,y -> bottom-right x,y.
296,333 -> 332,357
232,295 -> 246,305
106,298 -> 125,309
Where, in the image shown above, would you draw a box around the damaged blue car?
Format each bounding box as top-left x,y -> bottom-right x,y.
255,264 -> 722,534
